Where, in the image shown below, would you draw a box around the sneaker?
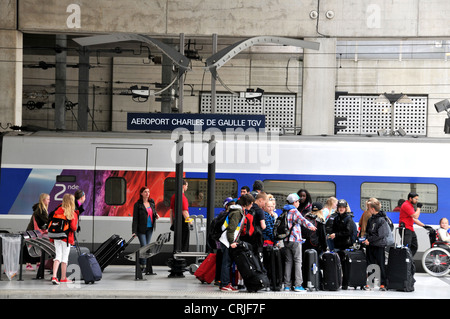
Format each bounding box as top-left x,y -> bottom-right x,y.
379,285 -> 386,291
294,286 -> 306,292
284,286 -> 291,292
60,278 -> 73,284
51,277 -> 59,285
363,285 -> 371,290
220,283 -> 239,292
26,264 -> 34,271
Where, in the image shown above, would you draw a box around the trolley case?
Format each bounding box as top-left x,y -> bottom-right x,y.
94,234 -> 135,271
194,253 -> 216,284
320,251 -> 342,291
386,228 -> 415,292
75,234 -> 102,284
263,245 -> 283,291
231,242 -> 270,292
303,249 -> 320,291
339,249 -> 367,289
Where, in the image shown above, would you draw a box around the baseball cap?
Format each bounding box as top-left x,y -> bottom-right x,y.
286,193 -> 300,204
337,199 -> 348,207
223,197 -> 234,207
312,202 -> 323,211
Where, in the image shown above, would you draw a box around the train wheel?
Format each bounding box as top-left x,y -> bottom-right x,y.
421,247 -> 450,277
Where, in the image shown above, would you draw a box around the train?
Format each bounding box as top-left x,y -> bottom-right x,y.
0,130 -> 449,266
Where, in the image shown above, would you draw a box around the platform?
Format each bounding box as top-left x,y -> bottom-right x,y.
0,265 -> 449,300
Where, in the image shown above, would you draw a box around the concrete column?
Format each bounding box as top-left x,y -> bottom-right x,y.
301,38 -> 337,136
0,30 -> 23,129
78,47 -> 90,131
55,35 -> 67,130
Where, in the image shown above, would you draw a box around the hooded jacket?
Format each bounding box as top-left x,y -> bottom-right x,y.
331,211 -> 356,250
366,211 -> 389,247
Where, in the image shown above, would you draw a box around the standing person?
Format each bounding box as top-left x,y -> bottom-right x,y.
240,186 -> 250,196
359,200 -> 372,239
25,193 -> 50,270
302,202 -> 328,255
219,195 -> 253,292
170,179 -> 190,251
240,192 -> 267,257
399,192 -> 424,256
328,199 -> 357,251
262,197 -> 277,246
132,186 -> 159,269
50,194 -> 79,285
297,189 -> 312,216
74,189 -> 86,233
322,196 -> 337,221
283,193 -> 316,292
362,198 -> 389,291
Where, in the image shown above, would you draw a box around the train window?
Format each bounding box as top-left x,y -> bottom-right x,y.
105,177 -> 127,206
263,180 -> 336,209
56,175 -> 76,183
361,182 -> 437,213
163,178 -> 238,208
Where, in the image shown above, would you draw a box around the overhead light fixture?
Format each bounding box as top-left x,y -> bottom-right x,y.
375,91 -> 411,136
240,88 -> 264,104
434,99 -> 450,133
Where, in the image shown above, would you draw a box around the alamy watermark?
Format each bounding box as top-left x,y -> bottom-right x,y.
170,127 -> 280,170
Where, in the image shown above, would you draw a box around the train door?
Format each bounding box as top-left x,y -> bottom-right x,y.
92,147 -> 148,245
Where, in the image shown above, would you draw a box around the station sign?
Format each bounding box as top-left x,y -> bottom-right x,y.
127,113 -> 265,132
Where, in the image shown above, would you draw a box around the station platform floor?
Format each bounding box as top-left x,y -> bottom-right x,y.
1,265 -> 449,300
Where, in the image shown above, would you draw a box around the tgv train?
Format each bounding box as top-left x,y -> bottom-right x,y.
0,130 -> 449,264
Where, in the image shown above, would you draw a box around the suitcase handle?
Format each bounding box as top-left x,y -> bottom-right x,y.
394,226 -> 406,247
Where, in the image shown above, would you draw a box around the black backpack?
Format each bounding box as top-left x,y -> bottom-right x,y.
273,210 -> 293,241
209,210 -> 230,241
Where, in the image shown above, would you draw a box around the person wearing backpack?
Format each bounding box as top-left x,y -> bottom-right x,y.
328,199 -> 357,251
283,193 -> 316,292
362,197 -> 390,291
50,193 -> 79,285
218,194 -> 254,292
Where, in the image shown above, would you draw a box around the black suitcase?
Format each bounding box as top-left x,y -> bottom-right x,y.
303,249 -> 320,291
339,249 -> 367,289
263,245 -> 283,291
94,234 -> 135,271
231,242 -> 270,292
386,228 -> 415,292
320,251 -> 342,291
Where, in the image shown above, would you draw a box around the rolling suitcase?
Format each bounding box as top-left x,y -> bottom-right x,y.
320,251 -> 342,291
194,253 -> 216,284
75,234 -> 102,284
94,234 -> 135,271
231,242 -> 270,292
386,227 -> 415,292
303,249 -> 320,291
263,245 -> 283,291
339,249 -> 367,289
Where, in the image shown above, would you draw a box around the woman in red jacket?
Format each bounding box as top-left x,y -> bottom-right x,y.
51,193 -> 79,285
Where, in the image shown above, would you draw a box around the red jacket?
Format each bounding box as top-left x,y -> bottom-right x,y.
50,207 -> 79,245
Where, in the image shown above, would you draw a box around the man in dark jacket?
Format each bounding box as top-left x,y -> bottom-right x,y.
362,197 -> 390,290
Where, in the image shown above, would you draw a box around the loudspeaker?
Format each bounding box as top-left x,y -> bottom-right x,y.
444,118 -> 450,134
435,99 -> 450,113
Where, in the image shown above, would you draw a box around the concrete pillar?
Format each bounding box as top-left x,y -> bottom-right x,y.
0,30 -> 23,129
301,38 -> 337,136
78,47 -> 90,131
55,35 -> 67,130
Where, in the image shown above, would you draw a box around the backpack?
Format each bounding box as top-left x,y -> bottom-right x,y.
241,210 -> 256,238
209,210 -> 230,241
47,209 -> 70,240
301,213 -> 320,247
273,209 -> 293,241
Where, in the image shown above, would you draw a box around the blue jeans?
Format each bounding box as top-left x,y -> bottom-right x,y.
137,228 -> 153,265
220,242 -> 231,287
